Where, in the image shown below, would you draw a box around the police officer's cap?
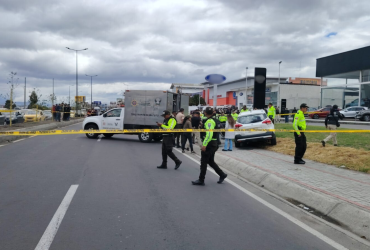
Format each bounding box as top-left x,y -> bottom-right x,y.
300,103 -> 309,108
204,107 -> 213,115
161,110 -> 171,116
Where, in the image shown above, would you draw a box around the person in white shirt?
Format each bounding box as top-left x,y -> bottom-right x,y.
222,115 -> 235,151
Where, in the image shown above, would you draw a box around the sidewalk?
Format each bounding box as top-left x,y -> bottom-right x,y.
190,139 -> 370,240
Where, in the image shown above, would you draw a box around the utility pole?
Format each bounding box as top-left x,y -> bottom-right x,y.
52,78 -> 54,108
24,77 -> 26,109
278,61 -> 282,108
10,87 -> 13,127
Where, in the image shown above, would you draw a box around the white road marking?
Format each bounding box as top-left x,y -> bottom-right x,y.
97,135 -> 103,142
13,138 -> 25,143
34,185 -> 79,250
176,149 -> 348,250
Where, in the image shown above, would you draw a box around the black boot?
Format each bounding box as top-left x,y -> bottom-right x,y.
192,179 -> 205,186
217,174 -> 228,184
175,161 -> 182,170
157,165 -> 167,169
294,160 -> 305,164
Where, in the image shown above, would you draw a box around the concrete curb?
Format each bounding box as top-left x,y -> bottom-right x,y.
192,144 -> 370,240
0,119 -> 84,144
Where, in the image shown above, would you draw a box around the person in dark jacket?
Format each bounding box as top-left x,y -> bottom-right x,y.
192,111 -> 201,145
321,105 -> 343,147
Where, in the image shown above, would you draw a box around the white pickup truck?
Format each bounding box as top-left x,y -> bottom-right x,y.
83,108 -> 162,142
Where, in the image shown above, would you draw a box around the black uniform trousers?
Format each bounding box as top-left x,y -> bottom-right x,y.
162,135 -> 180,167
199,140 -> 225,181
294,131 -> 307,162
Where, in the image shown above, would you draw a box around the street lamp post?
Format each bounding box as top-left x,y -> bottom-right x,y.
66,47 -> 88,113
86,75 -> 98,109
246,67 -> 248,107
278,61 -> 282,108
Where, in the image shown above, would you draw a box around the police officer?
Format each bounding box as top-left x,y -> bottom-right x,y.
156,110 -> 182,170
192,107 -> 227,186
293,103 -> 308,164
267,102 -> 276,124
231,110 -> 238,121
241,105 -> 248,113
218,112 -> 227,138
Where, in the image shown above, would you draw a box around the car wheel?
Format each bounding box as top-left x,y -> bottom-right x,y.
103,133 -> 114,138
270,133 -> 277,145
234,137 -> 241,148
138,132 -> 153,142
85,124 -> 99,139
313,114 -> 319,119
364,115 -> 370,122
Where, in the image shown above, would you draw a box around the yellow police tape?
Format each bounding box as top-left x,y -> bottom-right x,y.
1,128 -> 370,136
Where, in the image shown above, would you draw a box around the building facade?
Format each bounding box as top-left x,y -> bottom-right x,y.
316,46 -> 370,109
201,76 -> 321,109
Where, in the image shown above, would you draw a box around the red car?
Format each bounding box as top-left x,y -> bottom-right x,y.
308,107 -> 341,119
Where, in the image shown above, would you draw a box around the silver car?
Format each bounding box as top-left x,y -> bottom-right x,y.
340,106 -> 367,118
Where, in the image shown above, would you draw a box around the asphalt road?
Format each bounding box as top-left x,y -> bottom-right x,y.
0,123 -> 368,250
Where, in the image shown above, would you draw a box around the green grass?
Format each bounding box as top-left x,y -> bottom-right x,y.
274,124 -> 370,151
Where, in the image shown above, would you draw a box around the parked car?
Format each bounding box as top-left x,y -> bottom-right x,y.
355,109 -> 370,121
304,107 -> 317,117
308,107 -> 342,119
3,112 -> 18,124
43,110 -> 52,120
234,109 -> 276,147
24,110 -> 45,122
0,113 -> 5,125
340,106 -> 368,118
345,99 -> 365,108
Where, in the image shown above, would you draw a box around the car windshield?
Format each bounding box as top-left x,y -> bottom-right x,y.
238,113 -> 267,124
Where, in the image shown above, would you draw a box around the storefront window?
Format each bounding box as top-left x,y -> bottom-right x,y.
361,83 -> 370,108
362,70 -> 370,83
265,92 -> 277,107
322,86 -> 359,109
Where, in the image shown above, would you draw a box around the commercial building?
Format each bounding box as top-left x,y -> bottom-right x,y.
201,76 -> 322,109
316,46 -> 370,109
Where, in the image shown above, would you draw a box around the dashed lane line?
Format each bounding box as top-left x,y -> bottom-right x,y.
34,185 -> 79,250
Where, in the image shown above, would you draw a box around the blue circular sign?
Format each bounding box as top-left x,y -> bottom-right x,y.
239,92 -> 243,96
205,74 -> 226,84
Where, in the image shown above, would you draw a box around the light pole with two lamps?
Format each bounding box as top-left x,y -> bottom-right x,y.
278,61 -> 282,109
66,47 -> 88,112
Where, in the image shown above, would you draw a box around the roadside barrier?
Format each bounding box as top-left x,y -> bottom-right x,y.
1,128 -> 370,136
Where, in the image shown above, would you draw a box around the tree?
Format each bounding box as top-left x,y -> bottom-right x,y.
4,99 -> 16,109
189,94 -> 206,106
28,88 -> 41,109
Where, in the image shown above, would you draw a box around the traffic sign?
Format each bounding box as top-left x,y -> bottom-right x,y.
205,74 -> 226,84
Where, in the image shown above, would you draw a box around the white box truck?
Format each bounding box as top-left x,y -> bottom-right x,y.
82,90 -> 189,142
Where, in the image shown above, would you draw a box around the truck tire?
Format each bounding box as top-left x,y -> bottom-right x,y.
103,134 -> 114,138
85,124 -> 99,139
270,133 -> 277,146
138,132 -> 153,143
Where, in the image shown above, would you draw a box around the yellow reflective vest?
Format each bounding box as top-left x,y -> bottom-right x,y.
293,110 -> 306,135
267,106 -> 276,119
231,113 -> 238,121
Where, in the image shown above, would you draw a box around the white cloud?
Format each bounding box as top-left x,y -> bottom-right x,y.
1,0 -> 370,105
